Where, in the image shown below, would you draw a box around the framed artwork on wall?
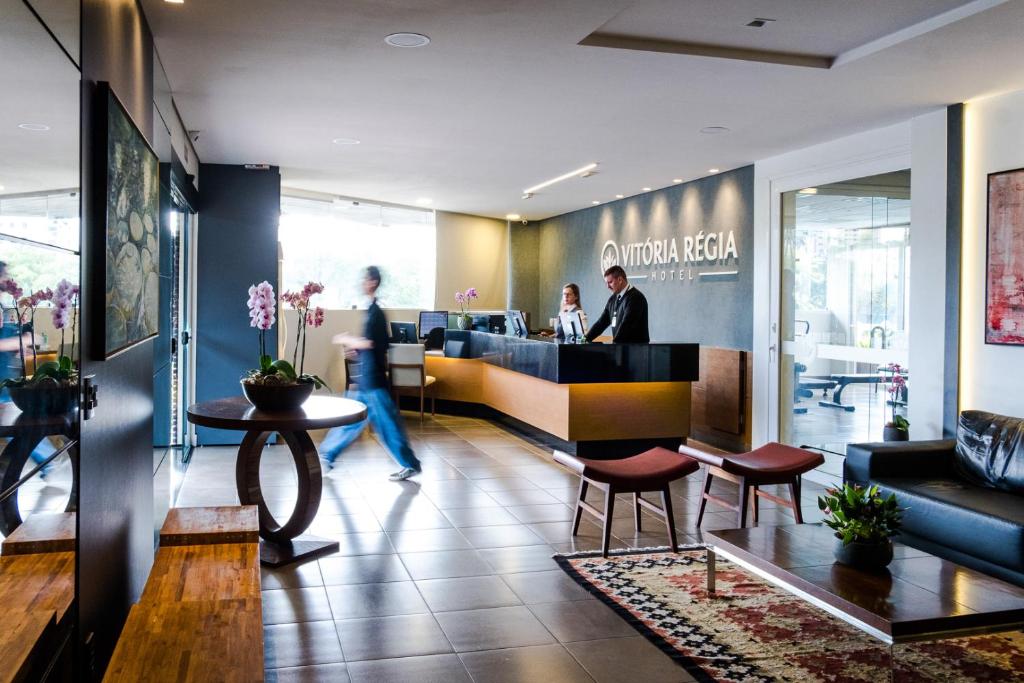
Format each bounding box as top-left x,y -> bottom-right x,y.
97,82 -> 160,358
985,167 -> 1024,345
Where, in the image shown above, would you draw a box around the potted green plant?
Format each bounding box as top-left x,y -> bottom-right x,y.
883,365 -> 909,441
240,281 -> 329,411
818,483 -> 903,570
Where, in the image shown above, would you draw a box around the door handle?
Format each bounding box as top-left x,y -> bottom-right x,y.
82,375 -> 98,420
768,344 -> 777,363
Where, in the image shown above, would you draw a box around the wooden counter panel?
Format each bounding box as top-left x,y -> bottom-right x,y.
482,365 -> 571,440
425,356 -> 484,402
424,356 -> 689,443
568,382 -> 690,441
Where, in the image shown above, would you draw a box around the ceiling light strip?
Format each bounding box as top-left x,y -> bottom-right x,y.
523,163 -> 597,194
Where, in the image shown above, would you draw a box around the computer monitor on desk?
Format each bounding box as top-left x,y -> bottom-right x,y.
418,310 -> 448,338
507,310 -> 528,337
559,310 -> 585,341
390,321 -> 417,343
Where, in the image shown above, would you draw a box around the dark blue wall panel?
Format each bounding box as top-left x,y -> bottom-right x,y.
537,166 -> 754,350
195,164 -> 280,444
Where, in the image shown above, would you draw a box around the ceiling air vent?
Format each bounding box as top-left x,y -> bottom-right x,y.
746,18 -> 776,28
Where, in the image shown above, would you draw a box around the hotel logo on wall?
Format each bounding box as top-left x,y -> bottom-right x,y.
600,230 -> 739,284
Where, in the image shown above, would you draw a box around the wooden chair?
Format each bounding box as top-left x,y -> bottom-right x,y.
344,356 -> 361,391
554,448 -> 699,557
387,344 -> 436,423
679,442 -> 824,529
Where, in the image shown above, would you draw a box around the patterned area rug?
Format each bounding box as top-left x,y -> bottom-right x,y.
554,548 -> 1024,682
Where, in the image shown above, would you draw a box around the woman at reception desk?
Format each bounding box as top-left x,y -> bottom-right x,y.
424,327 -> 698,458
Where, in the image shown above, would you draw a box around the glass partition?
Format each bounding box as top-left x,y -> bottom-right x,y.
0,0 -> 80,671
779,171 -> 911,455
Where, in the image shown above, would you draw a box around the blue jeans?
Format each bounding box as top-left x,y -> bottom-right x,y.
320,388 -> 420,470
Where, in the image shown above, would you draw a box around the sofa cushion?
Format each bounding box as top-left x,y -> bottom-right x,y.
955,410 -> 1024,494
874,476 -> 1024,573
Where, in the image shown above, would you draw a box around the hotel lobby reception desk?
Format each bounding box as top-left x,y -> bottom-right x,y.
425,331 -> 699,457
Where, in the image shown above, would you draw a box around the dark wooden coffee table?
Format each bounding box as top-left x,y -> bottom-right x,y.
705,524 -> 1024,645
187,395 -> 366,567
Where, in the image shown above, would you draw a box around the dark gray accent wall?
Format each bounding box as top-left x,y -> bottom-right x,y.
79,0 -> 156,674
535,166 -> 754,350
508,222 -> 540,325
195,164 -> 281,444
943,104 -> 964,437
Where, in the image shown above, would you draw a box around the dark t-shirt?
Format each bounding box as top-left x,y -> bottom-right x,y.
359,299 -> 390,389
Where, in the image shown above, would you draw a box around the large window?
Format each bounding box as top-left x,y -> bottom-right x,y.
0,191 -> 80,293
279,195 -> 436,309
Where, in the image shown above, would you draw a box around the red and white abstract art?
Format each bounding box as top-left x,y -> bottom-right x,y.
986,168 -> 1024,345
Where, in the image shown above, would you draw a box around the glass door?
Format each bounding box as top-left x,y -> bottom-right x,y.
779,171 -> 911,466
169,194 -> 193,451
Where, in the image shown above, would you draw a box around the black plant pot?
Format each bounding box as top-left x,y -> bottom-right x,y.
241,380 -> 314,412
833,538 -> 894,570
8,382 -> 79,417
883,426 -> 909,442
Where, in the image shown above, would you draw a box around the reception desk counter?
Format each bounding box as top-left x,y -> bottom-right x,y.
424,331 -> 699,456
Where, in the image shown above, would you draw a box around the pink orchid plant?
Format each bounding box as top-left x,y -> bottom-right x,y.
281,281 -> 325,376
0,277 -> 78,389
454,287 -> 478,325
243,281 -> 328,389
885,363 -> 909,432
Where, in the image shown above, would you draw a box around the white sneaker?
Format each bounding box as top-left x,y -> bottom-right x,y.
388,467 -> 420,481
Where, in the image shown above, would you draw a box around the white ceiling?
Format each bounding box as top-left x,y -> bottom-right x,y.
139,0 -> 1024,220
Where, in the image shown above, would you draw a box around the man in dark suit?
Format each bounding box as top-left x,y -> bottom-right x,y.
585,265 -> 650,343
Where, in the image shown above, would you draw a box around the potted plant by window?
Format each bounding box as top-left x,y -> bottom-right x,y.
240,281 -> 329,411
454,288 -> 478,330
818,483 -> 903,570
883,365 -> 909,441
0,278 -> 79,416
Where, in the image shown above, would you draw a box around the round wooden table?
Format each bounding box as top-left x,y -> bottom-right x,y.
186,395 -> 366,566
0,402 -> 79,536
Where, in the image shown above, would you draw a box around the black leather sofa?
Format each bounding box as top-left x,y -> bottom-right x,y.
845,410 -> 1024,587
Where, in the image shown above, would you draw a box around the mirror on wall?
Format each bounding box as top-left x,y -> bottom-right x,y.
0,0 -> 79,673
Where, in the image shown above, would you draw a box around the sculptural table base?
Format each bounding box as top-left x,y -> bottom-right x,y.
235,429 -> 338,567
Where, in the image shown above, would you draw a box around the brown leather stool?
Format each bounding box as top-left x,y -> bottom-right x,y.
679,442 -> 824,529
554,448 -> 700,557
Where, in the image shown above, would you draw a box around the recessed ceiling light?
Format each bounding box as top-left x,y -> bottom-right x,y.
523,162 -> 598,195
700,126 -> 730,135
505,214 -> 521,220
385,32 -> 430,48
164,0 -> 184,4
591,201 -> 600,205
615,194 -> 624,199
0,185 -> 5,191
672,178 -> 683,183
708,168 -> 720,173
642,187 -> 652,192
798,187 -> 818,194
415,197 -> 433,205
18,123 -> 49,131
331,137 -> 360,145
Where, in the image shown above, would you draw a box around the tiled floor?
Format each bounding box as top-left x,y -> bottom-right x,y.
174,413 -> 828,683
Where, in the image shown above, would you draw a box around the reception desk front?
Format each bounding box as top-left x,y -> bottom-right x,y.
424,331 -> 699,457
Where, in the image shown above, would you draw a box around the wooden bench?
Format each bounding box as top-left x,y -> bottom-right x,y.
1,512 -> 76,556
103,506 -> 264,682
0,550 -> 75,683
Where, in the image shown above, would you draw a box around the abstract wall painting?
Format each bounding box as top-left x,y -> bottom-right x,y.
986,168 -> 1024,345
101,83 -> 160,357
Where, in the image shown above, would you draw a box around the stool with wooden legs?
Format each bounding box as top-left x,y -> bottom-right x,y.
678,442 -> 824,529
554,448 -> 700,557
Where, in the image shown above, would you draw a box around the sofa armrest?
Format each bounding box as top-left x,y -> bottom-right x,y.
844,439 -> 956,484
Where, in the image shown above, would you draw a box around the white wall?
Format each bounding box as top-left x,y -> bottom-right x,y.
908,109 -> 949,438
960,89 -> 1024,416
